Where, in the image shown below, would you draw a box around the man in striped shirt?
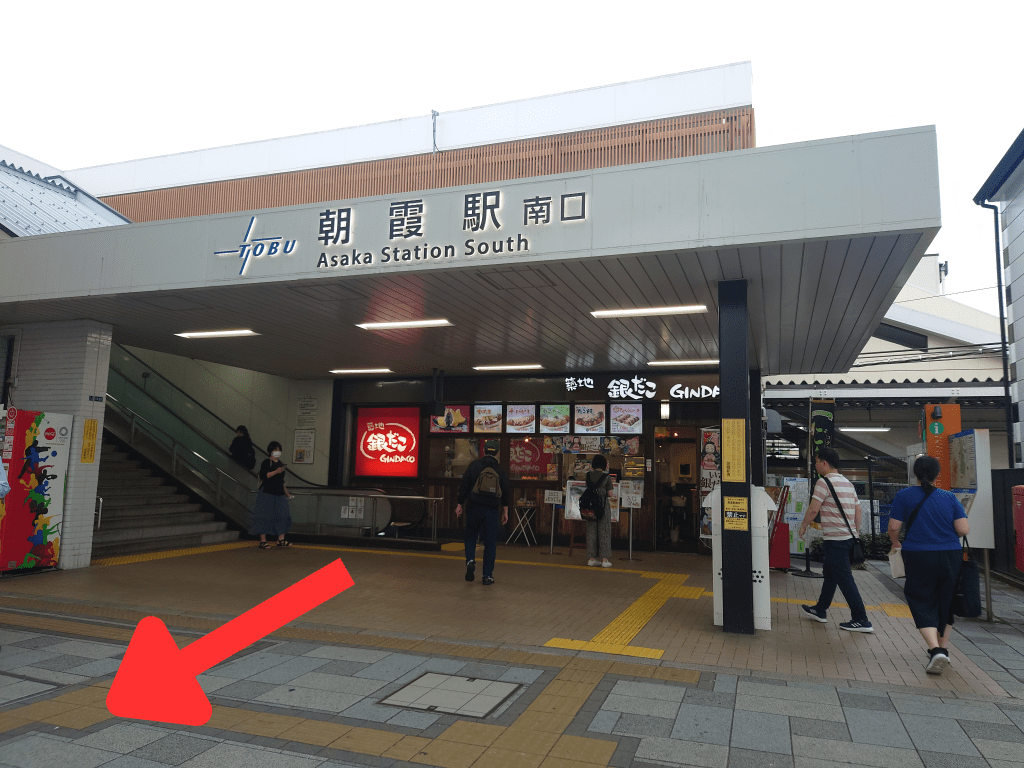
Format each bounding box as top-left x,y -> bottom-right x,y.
798,447 -> 873,633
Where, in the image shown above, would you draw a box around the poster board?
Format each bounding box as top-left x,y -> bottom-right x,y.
948,428 -> 994,549
293,429 -> 315,464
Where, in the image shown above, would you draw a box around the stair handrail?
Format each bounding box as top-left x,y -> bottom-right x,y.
105,393 -> 256,500
107,357 -> 328,488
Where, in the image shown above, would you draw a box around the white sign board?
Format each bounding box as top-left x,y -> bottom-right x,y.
618,480 -> 642,509
293,428 -> 315,464
949,428 -> 994,549
544,490 -> 563,505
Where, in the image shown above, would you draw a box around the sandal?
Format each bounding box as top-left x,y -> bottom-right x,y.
276,540 -> 291,547
258,542 -> 271,549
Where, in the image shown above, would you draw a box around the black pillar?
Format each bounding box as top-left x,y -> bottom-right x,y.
749,370 -> 765,487
719,280 -> 755,634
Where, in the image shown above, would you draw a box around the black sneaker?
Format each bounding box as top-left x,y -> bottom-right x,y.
482,576 -> 494,586
839,620 -> 874,633
801,605 -> 827,623
465,560 -> 475,582
926,648 -> 949,674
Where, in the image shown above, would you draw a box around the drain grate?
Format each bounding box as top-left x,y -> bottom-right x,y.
380,673 -> 520,717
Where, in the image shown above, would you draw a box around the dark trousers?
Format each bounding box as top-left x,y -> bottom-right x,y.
464,505 -> 501,577
814,538 -> 868,622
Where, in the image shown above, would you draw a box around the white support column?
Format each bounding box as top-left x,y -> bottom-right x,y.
3,320 -> 112,569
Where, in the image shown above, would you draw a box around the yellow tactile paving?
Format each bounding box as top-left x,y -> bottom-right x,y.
437,721 -> 507,747
549,734 -> 618,764
384,735 -> 434,760
473,746 -> 546,768
410,740 -> 487,768
91,541 -> 251,566
880,603 -> 915,618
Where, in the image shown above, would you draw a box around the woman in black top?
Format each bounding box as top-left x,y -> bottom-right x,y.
229,425 -> 255,470
249,440 -> 295,548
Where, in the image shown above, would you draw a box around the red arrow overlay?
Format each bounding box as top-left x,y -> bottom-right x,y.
106,558 -> 354,726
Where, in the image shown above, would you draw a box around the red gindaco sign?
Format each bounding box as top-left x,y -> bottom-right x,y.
354,407 -> 420,477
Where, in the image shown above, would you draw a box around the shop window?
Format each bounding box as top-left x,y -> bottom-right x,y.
509,438 -> 558,481
429,438 -> 483,478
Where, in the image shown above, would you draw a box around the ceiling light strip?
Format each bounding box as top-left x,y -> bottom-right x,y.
356,319 -> 452,330
472,364 -> 543,371
648,359 -> 720,366
175,330 -> 259,338
330,368 -> 393,374
591,305 -> 707,319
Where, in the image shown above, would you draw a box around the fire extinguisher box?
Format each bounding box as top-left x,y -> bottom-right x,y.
1012,486 -> 1024,573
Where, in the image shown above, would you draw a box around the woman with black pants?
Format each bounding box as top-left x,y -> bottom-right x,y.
888,455 -> 969,675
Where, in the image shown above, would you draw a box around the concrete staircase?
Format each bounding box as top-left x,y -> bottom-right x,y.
92,438 -> 240,558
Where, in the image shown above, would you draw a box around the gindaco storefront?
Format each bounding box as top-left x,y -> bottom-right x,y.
330,372 -> 723,551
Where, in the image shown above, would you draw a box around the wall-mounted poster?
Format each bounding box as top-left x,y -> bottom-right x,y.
564,480 -> 620,523
539,404 -> 570,433
506,404 -> 536,434
354,407 -> 420,478
473,404 -> 503,433
609,403 -> 642,434
574,404 -> 606,434
293,429 -> 315,464
699,427 -> 721,498
429,405 -> 470,433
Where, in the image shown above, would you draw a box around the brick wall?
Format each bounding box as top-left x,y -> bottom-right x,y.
4,320 -> 112,569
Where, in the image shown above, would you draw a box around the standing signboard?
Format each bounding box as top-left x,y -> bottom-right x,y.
948,428 -> 994,549
1,407 -> 74,572
925,403 -> 961,491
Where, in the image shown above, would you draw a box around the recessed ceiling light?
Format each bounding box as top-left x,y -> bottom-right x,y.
356,319 -> 452,330
329,368 -> 393,374
591,305 -> 707,319
839,427 -> 891,432
648,359 -> 720,366
472,364 -> 544,371
175,330 -> 260,338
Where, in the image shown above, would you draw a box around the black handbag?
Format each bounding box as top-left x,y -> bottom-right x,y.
822,476 -> 865,565
952,538 -> 982,618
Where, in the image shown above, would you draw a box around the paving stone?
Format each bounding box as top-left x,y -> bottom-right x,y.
74,724 -> 167,753
891,696 -> 1013,724
612,713 -> 674,738
101,756 -> 178,768
0,734 -> 119,768
497,667 -> 543,685
287,672 -> 386,695
128,733 -> 218,765
736,695 -> 845,723
973,739 -> 1024,762
917,752 -> 991,768
455,663 -> 507,680
9,637 -> 67,651
838,691 -> 896,712
66,658 -> 120,678
0,648 -> 57,672
731,710 -> 791,755
0,679 -> 54,704
208,652 -> 294,680
386,709 -> 439,729
789,717 -> 850,742
900,714 -> 980,757
212,680 -> 278,701
845,707 -> 913,748
170,742 -> 323,768
792,735 -> 923,767
43,641 -> 124,659
0,630 -> 39,644
1001,706 -> 1024,731
254,685 -> 363,713
26,654 -> 93,672
635,736 -> 729,768
610,680 -> 687,702
601,693 -> 680,719
672,701 -> 733,746
684,690 -> 736,709
270,642 -> 323,656
247,656 -> 333,684
588,710 -> 620,734
958,720 -> 1024,743
11,667 -> 89,685
728,748 -> 795,768
302,646 -> 391,663
737,681 -> 840,705
714,674 -> 738,693
315,660 -> 373,678
337,699 -> 400,723
353,653 -> 427,681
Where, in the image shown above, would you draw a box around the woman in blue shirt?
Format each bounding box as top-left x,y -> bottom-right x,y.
888,455 -> 969,676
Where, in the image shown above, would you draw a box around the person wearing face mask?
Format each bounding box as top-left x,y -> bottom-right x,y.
250,441 -> 295,548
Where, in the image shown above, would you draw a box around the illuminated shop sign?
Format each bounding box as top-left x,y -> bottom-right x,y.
315,190 -> 587,271
563,376 -> 720,400
353,407 -> 420,478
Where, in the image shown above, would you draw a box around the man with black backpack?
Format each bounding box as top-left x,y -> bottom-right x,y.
455,440 -> 510,586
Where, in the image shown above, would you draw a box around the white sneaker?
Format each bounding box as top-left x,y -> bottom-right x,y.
601,559 -> 613,568
926,648 -> 949,675
587,558 -> 599,567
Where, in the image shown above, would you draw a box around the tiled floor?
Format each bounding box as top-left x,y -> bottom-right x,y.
1,541 -> 1023,767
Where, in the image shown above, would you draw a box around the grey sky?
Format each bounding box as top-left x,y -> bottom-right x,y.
3,1 -> 1020,317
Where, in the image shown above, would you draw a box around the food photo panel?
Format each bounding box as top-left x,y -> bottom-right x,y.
610,403 -> 643,434
539,404 -> 571,433
473,404 -> 503,433
506,404 -> 536,434
574,403 -> 606,434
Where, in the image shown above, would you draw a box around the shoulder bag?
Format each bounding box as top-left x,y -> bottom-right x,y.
952,536 -> 982,618
889,486 -> 935,578
822,476 -> 865,566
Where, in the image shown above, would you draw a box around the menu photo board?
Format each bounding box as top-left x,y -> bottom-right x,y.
506,404 -> 536,434
429,404 -> 470,433
574,403 -> 606,434
539,404 -> 570,433
609,403 -> 642,434
473,404 -> 503,433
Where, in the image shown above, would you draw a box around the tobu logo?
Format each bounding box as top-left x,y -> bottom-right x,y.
360,422 -> 418,464
44,427 -> 56,440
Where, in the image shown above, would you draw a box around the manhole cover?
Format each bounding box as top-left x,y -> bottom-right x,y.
380,673 -> 520,717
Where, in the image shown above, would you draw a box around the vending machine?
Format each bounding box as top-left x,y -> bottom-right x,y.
1,407 -> 74,572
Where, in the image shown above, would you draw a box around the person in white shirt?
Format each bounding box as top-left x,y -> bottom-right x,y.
798,447 -> 873,633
